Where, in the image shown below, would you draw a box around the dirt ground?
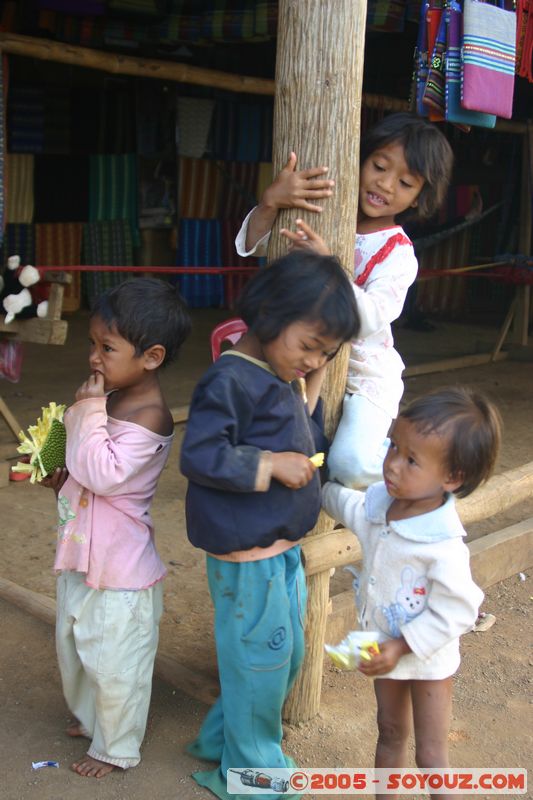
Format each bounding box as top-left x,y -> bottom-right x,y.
0,309 -> 532,799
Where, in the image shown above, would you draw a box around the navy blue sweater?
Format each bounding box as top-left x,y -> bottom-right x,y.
180,353 -> 322,554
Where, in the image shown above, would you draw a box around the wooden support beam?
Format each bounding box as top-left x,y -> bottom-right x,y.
0,577 -> 220,707
404,351 -> 508,378
170,404 -> 189,424
302,528 -> 361,577
0,317 -> 67,344
468,518 -> 533,588
457,462 -> 533,526
267,0 -> 366,724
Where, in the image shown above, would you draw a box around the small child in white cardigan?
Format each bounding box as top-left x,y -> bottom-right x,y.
322,387 -> 501,800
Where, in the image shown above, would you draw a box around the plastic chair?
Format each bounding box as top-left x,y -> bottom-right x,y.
210,317 -> 248,361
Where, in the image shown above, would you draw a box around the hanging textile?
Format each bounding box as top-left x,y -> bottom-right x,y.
5,155 -> 34,224
177,157 -> 223,218
82,220 -> 134,306
176,219 -> 224,308
176,97 -> 215,159
1,223 -> 35,267
89,154 -> 139,245
217,161 -> 259,220
35,222 -> 84,311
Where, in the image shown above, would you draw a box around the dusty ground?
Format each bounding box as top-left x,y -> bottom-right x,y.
0,309 -> 532,799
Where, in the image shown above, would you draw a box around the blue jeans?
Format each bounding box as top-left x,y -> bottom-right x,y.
188,546 -> 307,800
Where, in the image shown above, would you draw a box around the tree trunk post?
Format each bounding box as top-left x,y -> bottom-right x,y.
267,0 -> 367,723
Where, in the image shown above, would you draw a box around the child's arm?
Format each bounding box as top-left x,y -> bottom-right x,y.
322,480 -> 366,530
181,371 -> 317,492
237,153 -> 334,254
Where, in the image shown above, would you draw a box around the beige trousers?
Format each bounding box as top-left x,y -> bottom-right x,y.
56,570 -> 163,768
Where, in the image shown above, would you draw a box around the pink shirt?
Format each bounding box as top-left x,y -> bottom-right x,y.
54,397 -> 172,590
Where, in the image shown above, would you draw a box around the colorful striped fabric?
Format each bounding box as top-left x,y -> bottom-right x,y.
462,0 -> 517,119
177,157 -> 223,218
211,95 -> 273,162
217,161 -> 259,219
8,86 -> 45,154
82,220 -> 134,306
36,222 -> 83,311
220,218 -> 259,308
445,0 -> 496,128
176,218 -> 224,308
89,154 -> 139,245
5,155 -> 34,224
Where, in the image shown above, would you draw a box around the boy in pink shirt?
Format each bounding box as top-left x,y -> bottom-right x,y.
43,277 -> 190,778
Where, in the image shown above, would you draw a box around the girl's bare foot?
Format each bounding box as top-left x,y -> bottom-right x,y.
66,719 -> 88,738
71,755 -> 116,778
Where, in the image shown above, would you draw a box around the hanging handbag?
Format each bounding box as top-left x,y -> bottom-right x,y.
461,0 -> 517,119
422,9 -> 447,119
445,0 -> 497,127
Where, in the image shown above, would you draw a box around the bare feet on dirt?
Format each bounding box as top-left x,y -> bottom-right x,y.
66,718 -> 88,737
71,754 -> 117,778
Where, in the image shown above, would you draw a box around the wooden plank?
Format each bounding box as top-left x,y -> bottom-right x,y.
468,518 -> 533,589
0,577 -> 220,707
0,318 -> 67,344
0,396 -> 23,439
302,528 -> 361,577
170,404 -> 189,424
404,351 -> 508,378
457,461 -> 533,526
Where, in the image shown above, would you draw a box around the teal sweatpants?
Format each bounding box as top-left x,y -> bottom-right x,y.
188,546 -> 307,800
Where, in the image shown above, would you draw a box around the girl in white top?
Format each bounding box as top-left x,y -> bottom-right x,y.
322,387 -> 501,800
236,113 -> 454,489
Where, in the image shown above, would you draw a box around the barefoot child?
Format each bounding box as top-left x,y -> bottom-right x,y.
236,113 -> 454,489
43,277 -> 190,777
322,387 -> 501,800
180,251 -> 360,800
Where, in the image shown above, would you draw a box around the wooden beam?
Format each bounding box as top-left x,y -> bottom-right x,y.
404,351 -> 508,378
0,318 -> 67,344
268,0 -> 366,724
468,518 -> 533,588
0,32 -> 275,96
457,462 -> 533,526
170,404 -> 189,424
302,528 -> 361,577
0,577 -> 220,707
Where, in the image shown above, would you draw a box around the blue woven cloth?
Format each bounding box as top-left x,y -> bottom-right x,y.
176,219 -> 224,308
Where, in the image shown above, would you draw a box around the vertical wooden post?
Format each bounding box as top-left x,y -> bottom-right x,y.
268,0 -> 367,723
512,124 -> 532,345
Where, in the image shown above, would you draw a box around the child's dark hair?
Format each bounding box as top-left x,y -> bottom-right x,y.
236,250 -> 360,347
399,386 -> 502,498
361,112 -> 453,221
91,277 -> 191,366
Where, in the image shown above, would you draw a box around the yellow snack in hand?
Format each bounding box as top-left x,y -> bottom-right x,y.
309,452 -> 325,468
360,641 -> 380,661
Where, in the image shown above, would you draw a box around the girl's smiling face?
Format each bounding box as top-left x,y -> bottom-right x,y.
261,320 -> 342,383
358,141 -> 425,232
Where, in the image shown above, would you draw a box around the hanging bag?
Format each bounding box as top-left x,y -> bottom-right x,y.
461,0 -> 517,119
422,8 -> 448,119
445,0 -> 497,127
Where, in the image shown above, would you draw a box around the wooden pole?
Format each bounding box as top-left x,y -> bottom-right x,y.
267,0 -> 366,724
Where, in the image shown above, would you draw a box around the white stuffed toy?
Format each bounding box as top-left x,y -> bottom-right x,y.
0,255 -> 49,324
